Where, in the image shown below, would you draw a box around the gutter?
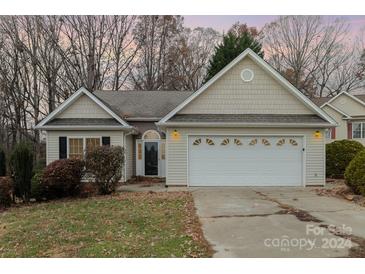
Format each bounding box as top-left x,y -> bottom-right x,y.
34,125 -> 135,131
125,117 -> 161,122
156,122 -> 337,128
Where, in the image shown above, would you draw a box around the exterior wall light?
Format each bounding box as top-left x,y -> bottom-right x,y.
171,129 -> 180,140
314,130 -> 322,138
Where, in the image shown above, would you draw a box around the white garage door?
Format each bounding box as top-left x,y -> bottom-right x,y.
188,136 -> 303,187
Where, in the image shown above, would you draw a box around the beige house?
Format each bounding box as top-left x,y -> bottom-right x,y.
35,49 -> 336,187
312,92 -> 365,145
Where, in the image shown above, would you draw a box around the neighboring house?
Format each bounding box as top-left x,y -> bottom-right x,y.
311,92 -> 365,145
35,49 -> 336,187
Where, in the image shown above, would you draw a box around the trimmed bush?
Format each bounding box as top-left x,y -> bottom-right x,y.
326,140 -> 364,178
345,150 -> 365,196
0,177 -> 13,208
41,159 -> 84,199
85,146 -> 124,195
0,147 -> 6,176
10,142 -> 34,202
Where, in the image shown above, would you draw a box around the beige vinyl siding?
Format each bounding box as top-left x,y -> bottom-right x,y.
322,105 -> 347,142
46,130 -> 124,164
166,127 -> 325,186
58,94 -> 111,119
179,57 -> 314,115
125,134 -> 134,180
330,95 -> 365,116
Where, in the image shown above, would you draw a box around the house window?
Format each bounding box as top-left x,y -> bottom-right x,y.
352,122 -> 365,138
68,137 -> 101,159
142,130 -> 160,140
86,138 -> 101,152
325,129 -> 332,139
69,138 -> 84,159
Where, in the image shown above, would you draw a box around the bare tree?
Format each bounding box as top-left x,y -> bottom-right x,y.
107,16 -> 139,90
263,16 -> 365,97
168,27 -> 221,90
131,15 -> 183,90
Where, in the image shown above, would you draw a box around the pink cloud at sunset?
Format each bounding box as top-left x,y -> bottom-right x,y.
184,15 -> 365,39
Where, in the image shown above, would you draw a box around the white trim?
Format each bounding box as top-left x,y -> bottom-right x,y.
322,102 -> 352,119
34,87 -> 130,129
158,122 -> 335,128
322,91 -> 365,109
322,130 -> 326,186
45,131 -> 49,165
240,68 -> 254,82
158,48 -> 337,126
186,133 -> 307,187
351,121 -> 365,139
36,125 -> 132,130
125,117 -> 161,121
124,131 -> 134,182
142,129 -> 161,140
142,140 -> 160,176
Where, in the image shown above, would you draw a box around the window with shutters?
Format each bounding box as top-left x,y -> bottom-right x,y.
69,138 -> 84,159
68,137 -> 102,159
352,122 -> 365,138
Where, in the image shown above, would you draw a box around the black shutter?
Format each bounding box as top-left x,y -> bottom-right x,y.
102,136 -> 110,146
59,137 -> 67,159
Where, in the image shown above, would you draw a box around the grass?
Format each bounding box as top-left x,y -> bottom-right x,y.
0,192 -> 212,258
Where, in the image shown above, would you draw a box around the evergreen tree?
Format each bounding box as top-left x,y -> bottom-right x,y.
10,142 -> 33,202
205,26 -> 263,82
0,147 -> 6,176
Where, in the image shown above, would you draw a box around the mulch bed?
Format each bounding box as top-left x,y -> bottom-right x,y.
315,179 -> 365,207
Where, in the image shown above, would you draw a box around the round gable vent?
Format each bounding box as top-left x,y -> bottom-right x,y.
241,69 -> 254,82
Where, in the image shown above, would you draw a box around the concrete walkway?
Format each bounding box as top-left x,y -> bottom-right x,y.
191,187 -> 365,258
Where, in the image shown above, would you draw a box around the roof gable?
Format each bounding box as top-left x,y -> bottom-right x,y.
58,94 -> 112,119
158,49 -> 336,125
35,87 -> 131,129
324,91 -> 365,117
178,56 -> 313,115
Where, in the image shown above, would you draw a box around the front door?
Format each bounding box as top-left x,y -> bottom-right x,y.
144,142 -> 158,176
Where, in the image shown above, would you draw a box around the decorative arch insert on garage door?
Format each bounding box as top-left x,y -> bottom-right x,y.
188,135 -> 304,187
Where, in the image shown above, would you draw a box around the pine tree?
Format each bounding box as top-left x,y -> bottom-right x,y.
0,147 -> 6,176
204,28 -> 263,82
10,142 -> 33,202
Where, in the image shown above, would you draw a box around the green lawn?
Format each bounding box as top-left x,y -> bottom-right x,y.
0,192 -> 212,257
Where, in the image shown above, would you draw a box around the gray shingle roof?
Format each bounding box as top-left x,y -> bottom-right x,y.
93,90 -> 194,118
47,118 -> 120,126
168,114 -> 329,124
311,94 -> 365,107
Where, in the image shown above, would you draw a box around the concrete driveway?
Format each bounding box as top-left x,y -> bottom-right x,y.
191,187 -> 365,257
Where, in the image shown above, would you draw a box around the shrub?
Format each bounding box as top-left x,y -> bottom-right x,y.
10,142 -> 33,202
0,177 -> 13,208
85,146 -> 124,195
31,170 -> 44,201
79,182 -> 97,198
326,140 -> 364,178
41,159 -> 84,199
345,150 -> 365,196
0,147 -> 6,176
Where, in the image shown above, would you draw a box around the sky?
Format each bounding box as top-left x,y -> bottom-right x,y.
184,15 -> 365,38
